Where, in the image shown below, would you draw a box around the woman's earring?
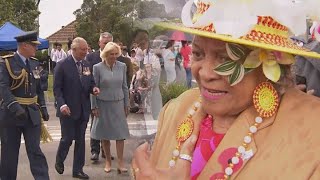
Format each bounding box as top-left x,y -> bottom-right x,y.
253,82 -> 279,118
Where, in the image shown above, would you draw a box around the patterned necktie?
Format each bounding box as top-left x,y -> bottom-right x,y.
76,61 -> 82,75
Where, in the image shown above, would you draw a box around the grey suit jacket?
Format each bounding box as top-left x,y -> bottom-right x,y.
295,40 -> 320,97
91,61 -> 129,108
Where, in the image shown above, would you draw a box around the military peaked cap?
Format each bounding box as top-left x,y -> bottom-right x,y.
14,31 -> 41,45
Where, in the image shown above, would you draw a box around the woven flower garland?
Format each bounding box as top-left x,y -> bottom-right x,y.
253,82 -> 279,117
169,101 -> 200,168
176,118 -> 194,142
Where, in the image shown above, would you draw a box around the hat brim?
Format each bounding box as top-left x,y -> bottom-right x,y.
31,40 -> 41,45
159,22 -> 320,59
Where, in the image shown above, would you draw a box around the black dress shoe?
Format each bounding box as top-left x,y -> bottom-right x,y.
73,171 -> 89,179
55,162 -> 64,174
91,153 -> 99,161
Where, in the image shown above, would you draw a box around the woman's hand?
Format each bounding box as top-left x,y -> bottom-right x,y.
92,87 -> 100,96
60,106 -> 71,116
92,108 -> 99,117
296,84 -> 315,95
131,135 -> 197,180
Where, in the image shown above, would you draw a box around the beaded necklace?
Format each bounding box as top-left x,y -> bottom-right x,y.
169,100 -> 201,167
169,82 -> 279,180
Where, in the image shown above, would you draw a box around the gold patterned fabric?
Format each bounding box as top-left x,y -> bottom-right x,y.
150,88 -> 320,179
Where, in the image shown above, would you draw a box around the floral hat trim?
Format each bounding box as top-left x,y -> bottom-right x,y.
158,0 -> 320,59
213,43 -> 295,86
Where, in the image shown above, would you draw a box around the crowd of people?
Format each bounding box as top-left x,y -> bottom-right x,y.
50,30 -> 171,178
0,27 -> 182,179
50,29 -> 194,178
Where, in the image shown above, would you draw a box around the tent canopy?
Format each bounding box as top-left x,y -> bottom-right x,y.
0,22 -> 49,51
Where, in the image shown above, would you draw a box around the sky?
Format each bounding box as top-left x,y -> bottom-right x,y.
38,0 -> 181,38
39,0 -> 83,38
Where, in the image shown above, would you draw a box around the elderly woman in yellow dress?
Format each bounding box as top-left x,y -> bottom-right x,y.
131,0 -> 320,179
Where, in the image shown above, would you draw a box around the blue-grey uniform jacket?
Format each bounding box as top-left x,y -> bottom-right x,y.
0,53 -> 47,127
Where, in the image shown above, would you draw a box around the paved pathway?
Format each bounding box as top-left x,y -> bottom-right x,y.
36,119 -> 158,143
2,102 -> 159,180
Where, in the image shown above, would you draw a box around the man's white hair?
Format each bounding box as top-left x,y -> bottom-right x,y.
71,37 -> 87,49
99,32 -> 113,41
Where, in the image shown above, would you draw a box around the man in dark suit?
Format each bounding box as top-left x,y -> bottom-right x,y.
38,62 -> 49,91
0,87 -> 2,179
86,32 -> 113,161
0,31 -> 50,180
117,45 -> 134,88
86,32 -> 113,67
54,37 -> 100,179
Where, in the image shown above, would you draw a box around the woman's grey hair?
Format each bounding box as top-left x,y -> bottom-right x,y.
274,65 -> 295,95
71,37 -> 87,49
99,32 -> 113,41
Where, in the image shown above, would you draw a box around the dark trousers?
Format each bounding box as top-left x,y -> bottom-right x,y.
0,127 -> 2,178
90,138 -> 101,155
52,61 -> 57,73
185,67 -> 192,88
0,125 -> 49,180
56,117 -> 87,173
90,115 -> 100,155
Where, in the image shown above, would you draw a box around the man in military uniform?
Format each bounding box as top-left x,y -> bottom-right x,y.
0,57 -> 2,179
0,31 -> 50,180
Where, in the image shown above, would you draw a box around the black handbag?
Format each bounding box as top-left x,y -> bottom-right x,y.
133,90 -> 142,104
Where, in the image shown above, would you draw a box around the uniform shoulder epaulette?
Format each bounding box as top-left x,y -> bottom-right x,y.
30,57 -> 38,61
1,54 -> 14,59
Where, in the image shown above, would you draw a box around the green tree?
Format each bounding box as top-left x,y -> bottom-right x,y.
148,25 -> 168,40
74,0 -> 139,49
137,0 -> 167,19
73,0 -> 101,49
74,0 -> 171,49
0,0 -> 40,31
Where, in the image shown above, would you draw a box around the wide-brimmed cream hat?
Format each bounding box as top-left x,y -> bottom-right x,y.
159,0 -> 320,59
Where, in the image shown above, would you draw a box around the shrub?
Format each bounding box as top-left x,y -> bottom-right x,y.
160,83 -> 189,105
35,50 -> 49,61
